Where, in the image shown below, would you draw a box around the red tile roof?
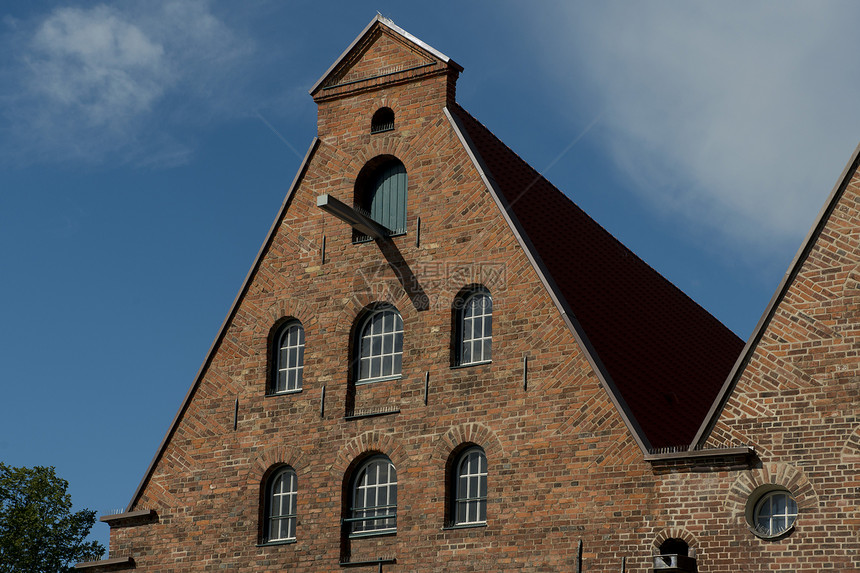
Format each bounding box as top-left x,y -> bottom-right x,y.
451,104 -> 745,449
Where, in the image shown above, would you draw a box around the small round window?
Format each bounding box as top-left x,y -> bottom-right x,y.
752,490 -> 797,538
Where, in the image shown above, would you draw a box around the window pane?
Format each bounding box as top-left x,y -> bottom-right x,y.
268,469 -> 297,542
459,292 -> 491,365
755,491 -> 798,536
351,458 -> 396,535
455,449 -> 487,525
773,494 -> 786,515
357,309 -> 403,382
382,355 -> 392,376
461,344 -> 471,365
274,323 -> 304,393
383,335 -> 393,354
462,319 -> 473,340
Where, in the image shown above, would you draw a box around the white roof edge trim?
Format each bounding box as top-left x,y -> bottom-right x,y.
125,138 -> 321,512
690,141 -> 860,449
309,14 -> 461,95
443,107 -> 653,454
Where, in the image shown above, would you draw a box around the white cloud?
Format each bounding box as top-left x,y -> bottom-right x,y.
29,6 -> 168,126
530,1 -> 860,258
0,0 -> 254,167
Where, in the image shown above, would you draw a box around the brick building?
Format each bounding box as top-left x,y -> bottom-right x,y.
77,16 -> 860,572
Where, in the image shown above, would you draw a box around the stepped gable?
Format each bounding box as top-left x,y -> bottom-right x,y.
450,104 -> 745,449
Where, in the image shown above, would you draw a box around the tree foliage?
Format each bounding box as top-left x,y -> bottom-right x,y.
0,463 -> 104,572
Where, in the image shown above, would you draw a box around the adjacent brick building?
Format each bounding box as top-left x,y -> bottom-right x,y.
77,16 -> 860,572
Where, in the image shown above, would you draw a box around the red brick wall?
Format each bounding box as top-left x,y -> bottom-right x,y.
687,167 -> 860,572
108,29 -> 656,572
105,24 -> 860,572
633,168 -> 860,572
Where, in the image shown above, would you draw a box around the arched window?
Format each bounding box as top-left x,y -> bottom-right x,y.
264,467 -> 297,543
271,321 -> 305,394
452,447 -> 487,526
356,307 -> 403,384
370,107 -> 394,133
348,456 -> 397,536
455,289 -> 492,366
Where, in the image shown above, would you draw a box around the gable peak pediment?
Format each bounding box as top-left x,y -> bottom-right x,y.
311,16 -> 461,102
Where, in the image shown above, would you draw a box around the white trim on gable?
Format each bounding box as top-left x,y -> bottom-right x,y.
309,14 -> 461,96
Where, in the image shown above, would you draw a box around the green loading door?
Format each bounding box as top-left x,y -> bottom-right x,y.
369,161 -> 407,234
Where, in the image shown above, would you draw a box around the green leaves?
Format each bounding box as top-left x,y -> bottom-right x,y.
0,464 -> 104,573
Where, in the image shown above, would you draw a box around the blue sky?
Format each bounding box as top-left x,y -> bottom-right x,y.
2,0 -> 860,552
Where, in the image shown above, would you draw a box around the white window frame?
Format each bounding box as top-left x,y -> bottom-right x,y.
458,290 -> 492,366
453,447 -> 487,526
348,456 -> 397,537
266,467 -> 297,543
273,322 -> 304,394
753,490 -> 798,537
356,308 -> 403,384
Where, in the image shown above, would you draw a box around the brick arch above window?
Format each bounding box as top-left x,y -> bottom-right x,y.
651,527 -> 699,553
243,445 -> 310,491
347,139 -> 418,179
431,423 -> 505,464
261,299 -> 315,331
724,462 -> 819,520
840,423 -> 860,463
333,290 -> 413,340
259,299 -> 316,358
332,431 -> 407,478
